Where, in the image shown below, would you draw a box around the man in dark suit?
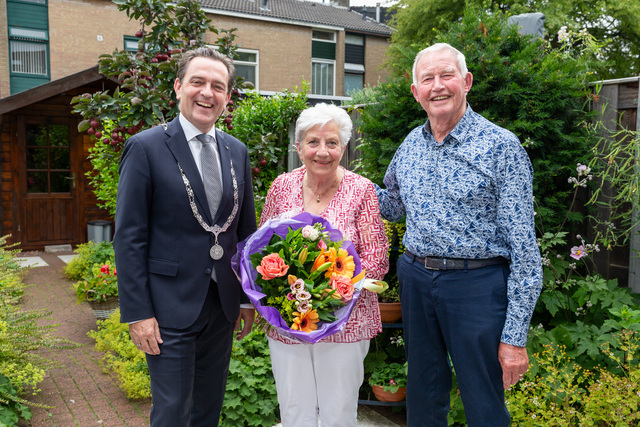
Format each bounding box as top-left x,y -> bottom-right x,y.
114,46 -> 257,427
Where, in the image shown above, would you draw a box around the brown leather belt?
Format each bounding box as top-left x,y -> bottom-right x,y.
405,250 -> 508,271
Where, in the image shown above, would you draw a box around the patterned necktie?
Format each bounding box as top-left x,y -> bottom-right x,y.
196,133 -> 223,220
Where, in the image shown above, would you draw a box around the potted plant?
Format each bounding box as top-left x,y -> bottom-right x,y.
378,284 -> 402,323
378,220 -> 404,323
368,361 -> 408,402
73,261 -> 119,320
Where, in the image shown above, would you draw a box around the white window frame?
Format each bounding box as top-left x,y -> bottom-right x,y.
312,30 -> 336,43
234,48 -> 259,90
9,39 -> 48,76
311,59 -> 336,96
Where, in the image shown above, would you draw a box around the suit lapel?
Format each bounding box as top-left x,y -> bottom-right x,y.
214,129 -> 234,225
164,119 -> 213,224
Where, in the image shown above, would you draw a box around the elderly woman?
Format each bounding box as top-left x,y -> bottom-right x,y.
260,103 -> 389,427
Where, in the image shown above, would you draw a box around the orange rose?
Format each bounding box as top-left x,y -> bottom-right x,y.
256,253 -> 289,280
331,275 -> 355,301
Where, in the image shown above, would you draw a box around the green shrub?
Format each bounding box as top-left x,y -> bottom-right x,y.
579,331 -> 640,426
225,88 -> 308,203
220,328 -> 279,427
0,236 -> 78,425
73,261 -> 118,304
87,309 -> 150,400
64,241 -> 115,281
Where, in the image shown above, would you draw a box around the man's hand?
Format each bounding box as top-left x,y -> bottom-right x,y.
129,317 -> 163,355
498,342 -> 529,389
235,308 -> 255,340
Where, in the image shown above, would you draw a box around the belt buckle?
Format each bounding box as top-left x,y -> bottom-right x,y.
424,257 -> 446,270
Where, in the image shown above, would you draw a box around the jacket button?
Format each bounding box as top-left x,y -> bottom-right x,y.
205,268 -> 212,275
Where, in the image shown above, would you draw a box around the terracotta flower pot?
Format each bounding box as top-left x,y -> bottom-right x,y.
379,302 -> 402,323
371,384 -> 406,402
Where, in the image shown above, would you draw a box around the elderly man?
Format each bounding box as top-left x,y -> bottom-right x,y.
376,43 -> 543,426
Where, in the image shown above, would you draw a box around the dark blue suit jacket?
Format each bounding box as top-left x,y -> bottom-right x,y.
114,117 -> 256,328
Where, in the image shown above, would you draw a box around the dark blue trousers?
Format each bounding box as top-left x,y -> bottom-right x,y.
398,253 -> 511,427
146,283 -> 234,427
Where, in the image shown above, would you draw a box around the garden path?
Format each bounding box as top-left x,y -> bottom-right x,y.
15,250 -> 404,427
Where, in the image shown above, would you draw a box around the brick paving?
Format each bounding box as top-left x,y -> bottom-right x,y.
16,251 -> 151,427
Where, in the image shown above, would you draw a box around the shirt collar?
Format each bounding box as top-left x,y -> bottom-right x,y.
178,113 -> 217,143
422,104 -> 474,145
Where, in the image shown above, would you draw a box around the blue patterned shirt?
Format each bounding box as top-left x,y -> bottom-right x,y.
376,106 -> 542,347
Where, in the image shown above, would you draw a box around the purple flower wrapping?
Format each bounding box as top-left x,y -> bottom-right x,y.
231,212 -> 363,343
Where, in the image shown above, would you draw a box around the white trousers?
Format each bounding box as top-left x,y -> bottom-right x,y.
268,338 -> 370,427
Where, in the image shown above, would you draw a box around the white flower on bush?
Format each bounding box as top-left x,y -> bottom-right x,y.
558,26 -> 570,43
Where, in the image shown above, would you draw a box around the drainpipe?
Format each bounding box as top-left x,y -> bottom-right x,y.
376,3 -> 381,22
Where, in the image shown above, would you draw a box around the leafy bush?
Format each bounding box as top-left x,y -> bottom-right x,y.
506,331 -> 640,425
225,88 -> 308,205
73,261 -> 118,304
85,119 -> 121,216
87,309 -> 150,400
220,328 -> 279,427
63,241 -> 115,281
0,236 -> 78,425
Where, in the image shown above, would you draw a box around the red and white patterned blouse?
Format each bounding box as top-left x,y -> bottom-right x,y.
260,166 -> 390,344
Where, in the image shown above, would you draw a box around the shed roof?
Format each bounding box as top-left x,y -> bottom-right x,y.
0,67 -> 118,115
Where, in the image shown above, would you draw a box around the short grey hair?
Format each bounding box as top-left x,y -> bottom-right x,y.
412,43 -> 468,87
177,46 -> 236,94
295,103 -> 352,148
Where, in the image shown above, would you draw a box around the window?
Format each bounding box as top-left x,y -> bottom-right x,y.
312,60 -> 335,96
312,30 -> 335,42
9,27 -> 48,76
10,40 -> 47,75
345,33 -> 363,46
311,29 -> 336,96
344,33 -> 366,96
344,73 -> 363,95
25,124 -> 71,193
235,49 -> 259,90
124,36 -> 139,52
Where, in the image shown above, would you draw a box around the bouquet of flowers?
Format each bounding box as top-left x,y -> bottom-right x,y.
233,212 -> 384,343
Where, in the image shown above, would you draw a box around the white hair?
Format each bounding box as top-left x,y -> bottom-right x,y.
295,103 -> 352,148
412,43 -> 468,87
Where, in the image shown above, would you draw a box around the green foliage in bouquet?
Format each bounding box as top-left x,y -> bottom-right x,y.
73,261 -> 118,304
64,241 -> 115,281
250,223 -> 360,330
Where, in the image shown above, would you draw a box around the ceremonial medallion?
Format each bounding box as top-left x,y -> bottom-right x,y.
210,244 -> 224,260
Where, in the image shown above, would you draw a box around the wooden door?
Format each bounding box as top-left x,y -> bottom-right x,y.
16,116 -> 81,249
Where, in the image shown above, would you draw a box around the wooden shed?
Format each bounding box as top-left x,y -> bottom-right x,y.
0,67 -> 117,251
590,76 -> 639,293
